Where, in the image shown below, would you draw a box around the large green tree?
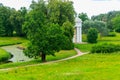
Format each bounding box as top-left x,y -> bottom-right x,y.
10,7 -> 27,36
112,15 -> 120,33
48,0 -> 75,26
0,4 -> 13,36
23,0 -> 74,62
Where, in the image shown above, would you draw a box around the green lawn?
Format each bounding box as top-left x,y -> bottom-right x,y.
75,33 -> 120,52
0,33 -> 120,80
0,37 -> 27,47
0,50 -> 76,69
1,53 -> 120,80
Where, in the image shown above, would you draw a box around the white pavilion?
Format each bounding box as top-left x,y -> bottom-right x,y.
73,17 -> 82,43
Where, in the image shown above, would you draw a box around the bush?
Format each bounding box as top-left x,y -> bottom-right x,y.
107,32 -> 116,37
87,28 -> 98,43
115,27 -> 120,33
91,43 -> 120,53
61,37 -> 74,50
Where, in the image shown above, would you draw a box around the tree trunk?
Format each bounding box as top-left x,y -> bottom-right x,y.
41,53 -> 46,62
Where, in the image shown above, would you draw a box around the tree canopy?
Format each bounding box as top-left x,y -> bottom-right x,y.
91,11 -> 120,31
112,15 -> 120,33
0,4 -> 27,37
78,12 -> 89,22
23,0 -> 75,62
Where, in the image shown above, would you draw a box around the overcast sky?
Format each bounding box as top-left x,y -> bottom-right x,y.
0,0 -> 120,18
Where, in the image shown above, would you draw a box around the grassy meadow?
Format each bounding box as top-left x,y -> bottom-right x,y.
75,33 -> 120,52
0,33 -> 120,80
0,53 -> 120,80
0,37 -> 27,47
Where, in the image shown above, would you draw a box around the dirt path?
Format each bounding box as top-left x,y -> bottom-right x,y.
0,48 -> 88,71
1,45 -> 31,62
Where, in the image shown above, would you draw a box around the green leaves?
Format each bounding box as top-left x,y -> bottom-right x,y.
23,0 -> 75,61
112,15 -> 120,33
87,28 -> 98,43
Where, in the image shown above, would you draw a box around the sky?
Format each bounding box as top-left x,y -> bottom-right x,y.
0,0 -> 120,18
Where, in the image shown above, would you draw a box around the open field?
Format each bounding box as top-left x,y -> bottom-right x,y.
0,33 -> 120,80
0,53 -> 120,80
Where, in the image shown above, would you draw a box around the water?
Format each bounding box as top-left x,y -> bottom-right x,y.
1,45 -> 32,62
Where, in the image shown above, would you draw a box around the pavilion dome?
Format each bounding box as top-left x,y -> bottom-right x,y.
75,17 -> 82,23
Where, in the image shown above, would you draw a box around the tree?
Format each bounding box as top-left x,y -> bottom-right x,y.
91,11 -> 120,31
87,28 -> 98,43
91,14 -> 107,22
83,20 -> 108,36
0,5 -> 14,36
112,15 -> 120,33
48,0 -> 75,26
62,21 -> 74,49
23,0 -> 73,62
78,12 -> 89,22
48,0 -> 75,50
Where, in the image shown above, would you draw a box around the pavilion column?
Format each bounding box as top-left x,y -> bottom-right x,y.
73,17 -> 82,43
76,26 -> 82,43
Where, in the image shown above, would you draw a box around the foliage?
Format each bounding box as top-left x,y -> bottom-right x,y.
0,48 -> 11,63
62,21 -> 74,49
83,20 -> 108,36
23,0 -> 75,62
91,11 -> 120,31
115,27 -> 120,33
91,13 -> 107,22
78,12 -> 89,22
91,43 -> 120,53
0,5 -> 13,36
87,28 -> 98,43
10,7 -> 27,36
112,15 -> 120,33
48,0 -> 75,26
0,4 -> 27,37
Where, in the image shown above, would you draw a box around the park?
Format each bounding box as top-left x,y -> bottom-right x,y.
0,0 -> 120,80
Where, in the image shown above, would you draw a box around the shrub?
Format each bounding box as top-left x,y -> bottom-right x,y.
91,43 -> 120,53
115,27 -> 120,33
87,28 -> 98,43
61,37 -> 74,50
107,32 -> 116,37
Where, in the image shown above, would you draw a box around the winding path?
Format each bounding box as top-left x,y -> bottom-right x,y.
1,45 -> 32,62
0,48 -> 88,71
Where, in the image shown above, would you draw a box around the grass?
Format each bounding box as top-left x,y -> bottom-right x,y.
75,33 -> 120,52
1,53 -> 120,80
0,33 -> 120,80
0,48 -> 11,63
0,50 -> 76,69
0,37 -> 27,47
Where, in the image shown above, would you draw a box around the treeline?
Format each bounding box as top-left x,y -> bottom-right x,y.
91,11 -> 120,32
79,11 -> 120,37
0,3 -> 27,36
